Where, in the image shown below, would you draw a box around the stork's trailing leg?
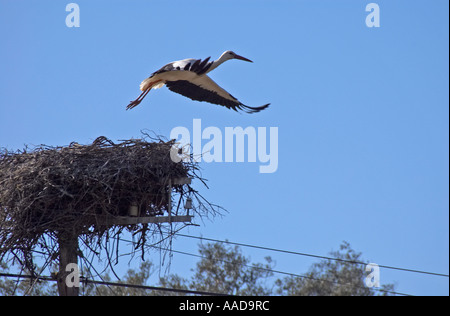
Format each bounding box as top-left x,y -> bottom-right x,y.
127,79 -> 164,110
126,88 -> 151,110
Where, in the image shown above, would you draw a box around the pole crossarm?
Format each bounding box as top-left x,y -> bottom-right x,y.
95,215 -> 193,226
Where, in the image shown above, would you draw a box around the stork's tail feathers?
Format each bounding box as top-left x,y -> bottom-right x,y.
140,77 -> 165,91
239,103 -> 270,114
139,78 -> 152,91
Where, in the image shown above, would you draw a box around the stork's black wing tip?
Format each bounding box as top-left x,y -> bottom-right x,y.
240,103 -> 270,114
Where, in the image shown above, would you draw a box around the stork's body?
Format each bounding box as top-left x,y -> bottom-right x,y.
127,51 -> 269,113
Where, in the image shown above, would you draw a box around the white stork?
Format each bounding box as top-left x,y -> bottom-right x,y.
126,51 -> 270,113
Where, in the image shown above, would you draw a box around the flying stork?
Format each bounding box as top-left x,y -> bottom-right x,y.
126,51 -> 270,113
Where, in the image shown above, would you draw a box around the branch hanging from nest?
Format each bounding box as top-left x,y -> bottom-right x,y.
0,134 -> 222,276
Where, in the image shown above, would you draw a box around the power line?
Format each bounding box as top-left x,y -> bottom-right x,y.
2,226 -> 447,279
173,233 -> 449,278
0,272 -> 53,282
0,272 -> 228,296
2,232 -> 447,279
119,237 -> 413,296
1,242 -> 413,296
82,279 -> 229,296
2,232 -> 440,296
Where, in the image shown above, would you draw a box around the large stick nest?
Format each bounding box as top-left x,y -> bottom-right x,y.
0,135 -> 218,275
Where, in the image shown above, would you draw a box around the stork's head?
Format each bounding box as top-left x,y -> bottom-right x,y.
222,50 -> 253,63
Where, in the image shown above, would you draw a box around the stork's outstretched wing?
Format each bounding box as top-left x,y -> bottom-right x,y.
165,75 -> 269,113
151,57 -> 213,76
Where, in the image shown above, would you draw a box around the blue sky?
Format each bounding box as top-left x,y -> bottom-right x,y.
0,0 -> 448,295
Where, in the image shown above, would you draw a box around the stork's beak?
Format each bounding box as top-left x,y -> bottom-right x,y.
234,54 -> 253,63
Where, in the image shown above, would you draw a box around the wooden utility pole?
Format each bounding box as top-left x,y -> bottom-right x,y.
54,177 -> 193,296
56,231 -> 79,296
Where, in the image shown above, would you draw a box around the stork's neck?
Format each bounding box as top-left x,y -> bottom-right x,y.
206,52 -> 231,73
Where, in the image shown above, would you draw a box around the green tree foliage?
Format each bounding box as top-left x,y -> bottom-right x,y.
83,261 -> 154,296
275,241 -> 395,296
159,242 -> 274,296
